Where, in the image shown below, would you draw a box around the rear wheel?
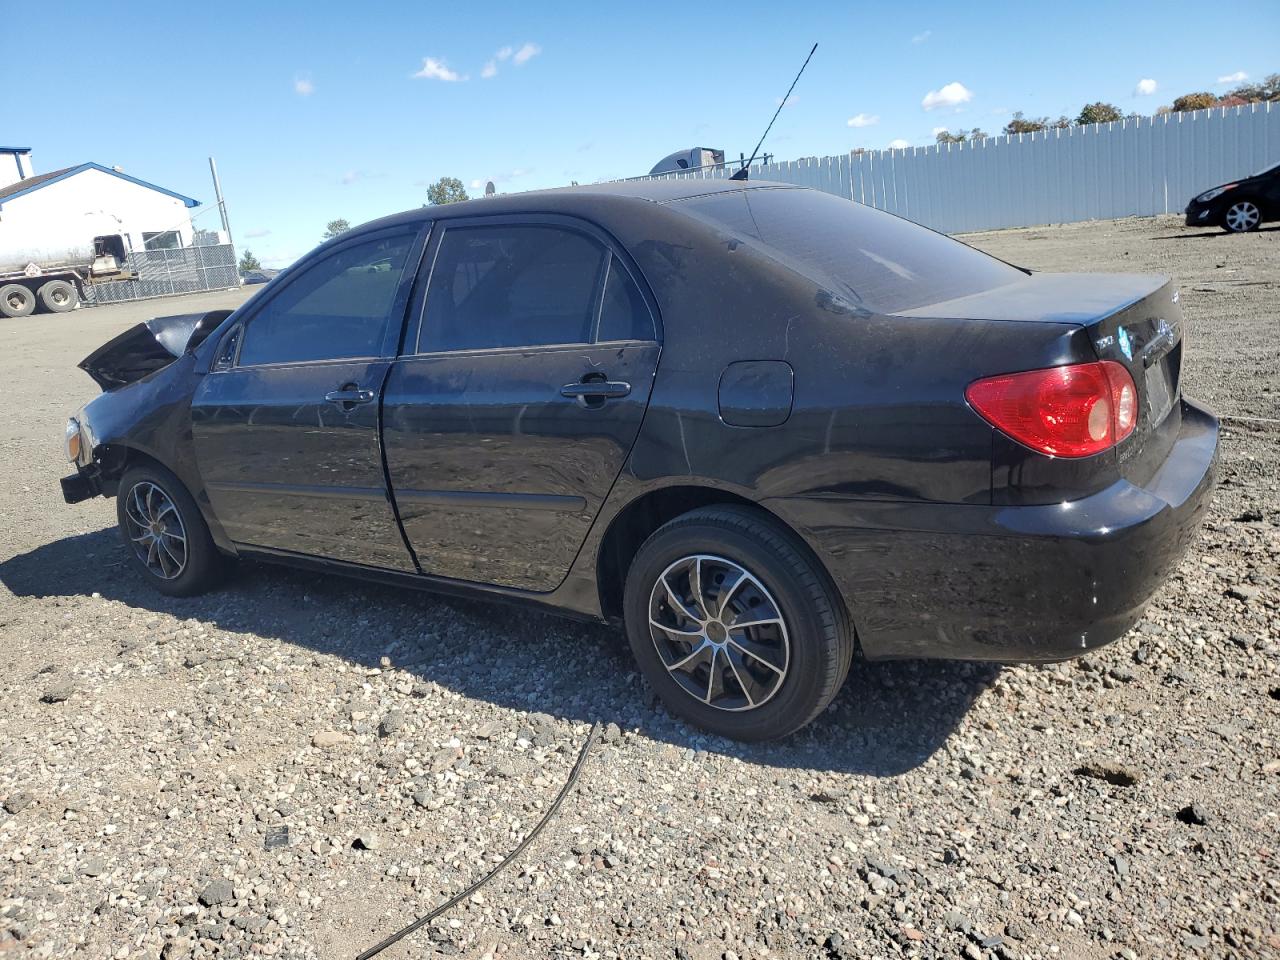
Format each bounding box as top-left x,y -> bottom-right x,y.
623,505 -> 853,741
0,284 -> 35,319
37,279 -> 78,313
1222,200 -> 1262,233
116,462 -> 227,597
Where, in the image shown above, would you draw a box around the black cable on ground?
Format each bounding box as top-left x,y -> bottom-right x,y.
354,721 -> 602,960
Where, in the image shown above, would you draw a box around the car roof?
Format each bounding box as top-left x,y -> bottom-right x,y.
355,179 -> 803,233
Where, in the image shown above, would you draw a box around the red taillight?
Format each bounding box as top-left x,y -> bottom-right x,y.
966,361 -> 1137,458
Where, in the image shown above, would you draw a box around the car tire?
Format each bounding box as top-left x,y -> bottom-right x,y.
1222,199 -> 1262,233
37,279 -> 78,313
116,462 -> 227,597
623,505 -> 853,741
0,283 -> 35,319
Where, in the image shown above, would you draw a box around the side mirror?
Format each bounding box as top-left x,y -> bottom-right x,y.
186,310 -> 235,354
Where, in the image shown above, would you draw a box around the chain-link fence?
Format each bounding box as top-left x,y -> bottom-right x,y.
86,243 -> 240,304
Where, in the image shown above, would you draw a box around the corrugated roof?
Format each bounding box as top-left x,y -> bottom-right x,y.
0,165 -> 77,202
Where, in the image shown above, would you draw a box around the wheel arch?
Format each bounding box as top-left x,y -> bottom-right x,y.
594,483 -> 852,631
1222,194 -> 1268,229
94,441 -> 237,555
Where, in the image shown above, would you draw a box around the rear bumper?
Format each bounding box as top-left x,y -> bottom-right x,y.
772,398 -> 1218,662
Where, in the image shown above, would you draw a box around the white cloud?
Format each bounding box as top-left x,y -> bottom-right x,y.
245,228 -> 271,239
846,112 -> 880,128
777,95 -> 801,107
1135,78 -> 1158,96
911,30 -> 931,44
412,57 -> 465,81
512,42 -> 541,65
293,77 -> 314,96
1216,71 -> 1248,85
495,46 -> 513,61
887,138 -> 911,149
932,126 -> 949,136
340,170 -> 361,185
922,81 -> 973,110
481,60 -> 498,79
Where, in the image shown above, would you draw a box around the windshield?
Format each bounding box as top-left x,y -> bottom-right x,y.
671,187 -> 1025,314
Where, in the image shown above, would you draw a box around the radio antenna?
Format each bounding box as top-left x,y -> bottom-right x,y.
730,42 -> 818,181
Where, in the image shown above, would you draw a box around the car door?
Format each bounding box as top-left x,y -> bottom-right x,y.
382,215 -> 661,591
191,224 -> 427,570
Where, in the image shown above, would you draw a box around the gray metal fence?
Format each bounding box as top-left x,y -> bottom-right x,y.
656,102 -> 1278,233
86,242 -> 240,304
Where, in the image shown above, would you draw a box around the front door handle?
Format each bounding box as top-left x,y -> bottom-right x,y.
324,384 -> 375,410
560,380 -> 631,401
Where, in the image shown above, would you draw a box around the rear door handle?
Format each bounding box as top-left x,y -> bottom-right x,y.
324,385 -> 376,409
560,380 -> 631,401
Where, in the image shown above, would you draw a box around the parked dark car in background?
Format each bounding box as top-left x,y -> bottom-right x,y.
1185,161 -> 1279,232
60,181 -> 1217,740
238,268 -> 277,285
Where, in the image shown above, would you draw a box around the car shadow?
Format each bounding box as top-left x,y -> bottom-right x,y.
1151,225 -> 1279,240
0,529 -> 997,777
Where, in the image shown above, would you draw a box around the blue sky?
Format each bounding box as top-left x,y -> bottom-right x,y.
7,1 -> 1277,266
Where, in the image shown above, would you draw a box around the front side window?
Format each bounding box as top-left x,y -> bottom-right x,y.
420,225 -> 606,352
237,233 -> 413,366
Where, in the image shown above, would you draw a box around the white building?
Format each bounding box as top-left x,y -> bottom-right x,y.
0,147 -> 202,271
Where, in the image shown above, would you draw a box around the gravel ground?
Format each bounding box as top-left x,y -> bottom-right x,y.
0,216 -> 1276,960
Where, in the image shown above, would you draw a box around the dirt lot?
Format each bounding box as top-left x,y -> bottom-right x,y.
0,217 -> 1276,960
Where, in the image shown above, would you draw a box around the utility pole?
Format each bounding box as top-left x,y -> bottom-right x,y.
208,157 -> 232,242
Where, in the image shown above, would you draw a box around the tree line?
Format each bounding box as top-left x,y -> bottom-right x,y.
936,72 -> 1278,144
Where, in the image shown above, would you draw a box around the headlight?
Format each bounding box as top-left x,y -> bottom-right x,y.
1195,184 -> 1236,203
65,418 -> 82,463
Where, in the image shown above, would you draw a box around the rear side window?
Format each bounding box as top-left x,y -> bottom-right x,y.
674,188 -> 1024,313
420,225 -> 606,351
597,257 -> 655,342
238,233 -> 413,366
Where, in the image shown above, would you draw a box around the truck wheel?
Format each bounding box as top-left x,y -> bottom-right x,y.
0,284 -> 35,319
37,279 -> 78,313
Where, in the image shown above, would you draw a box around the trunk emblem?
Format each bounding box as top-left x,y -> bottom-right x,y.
1117,326 -> 1133,361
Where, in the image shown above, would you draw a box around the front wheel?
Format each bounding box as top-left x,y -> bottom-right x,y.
116,462 -> 227,597
1222,200 -> 1262,233
623,505 -> 853,741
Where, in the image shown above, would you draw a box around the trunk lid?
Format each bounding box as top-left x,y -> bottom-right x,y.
79,310 -> 232,391
900,272 -> 1184,486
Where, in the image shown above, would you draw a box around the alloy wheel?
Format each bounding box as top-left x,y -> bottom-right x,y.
122,481 -> 188,580
647,554 -> 790,711
1225,201 -> 1261,232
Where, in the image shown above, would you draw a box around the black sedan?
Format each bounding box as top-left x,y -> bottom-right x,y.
60,181 -> 1218,741
1185,161 -> 1279,232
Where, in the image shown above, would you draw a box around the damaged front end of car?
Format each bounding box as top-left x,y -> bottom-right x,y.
78,310 -> 230,391
60,309 -> 232,504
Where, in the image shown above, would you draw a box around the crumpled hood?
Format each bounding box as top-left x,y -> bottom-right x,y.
79,310 -> 232,391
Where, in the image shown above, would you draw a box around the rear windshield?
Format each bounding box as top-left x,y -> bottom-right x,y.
672,188 -> 1025,313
